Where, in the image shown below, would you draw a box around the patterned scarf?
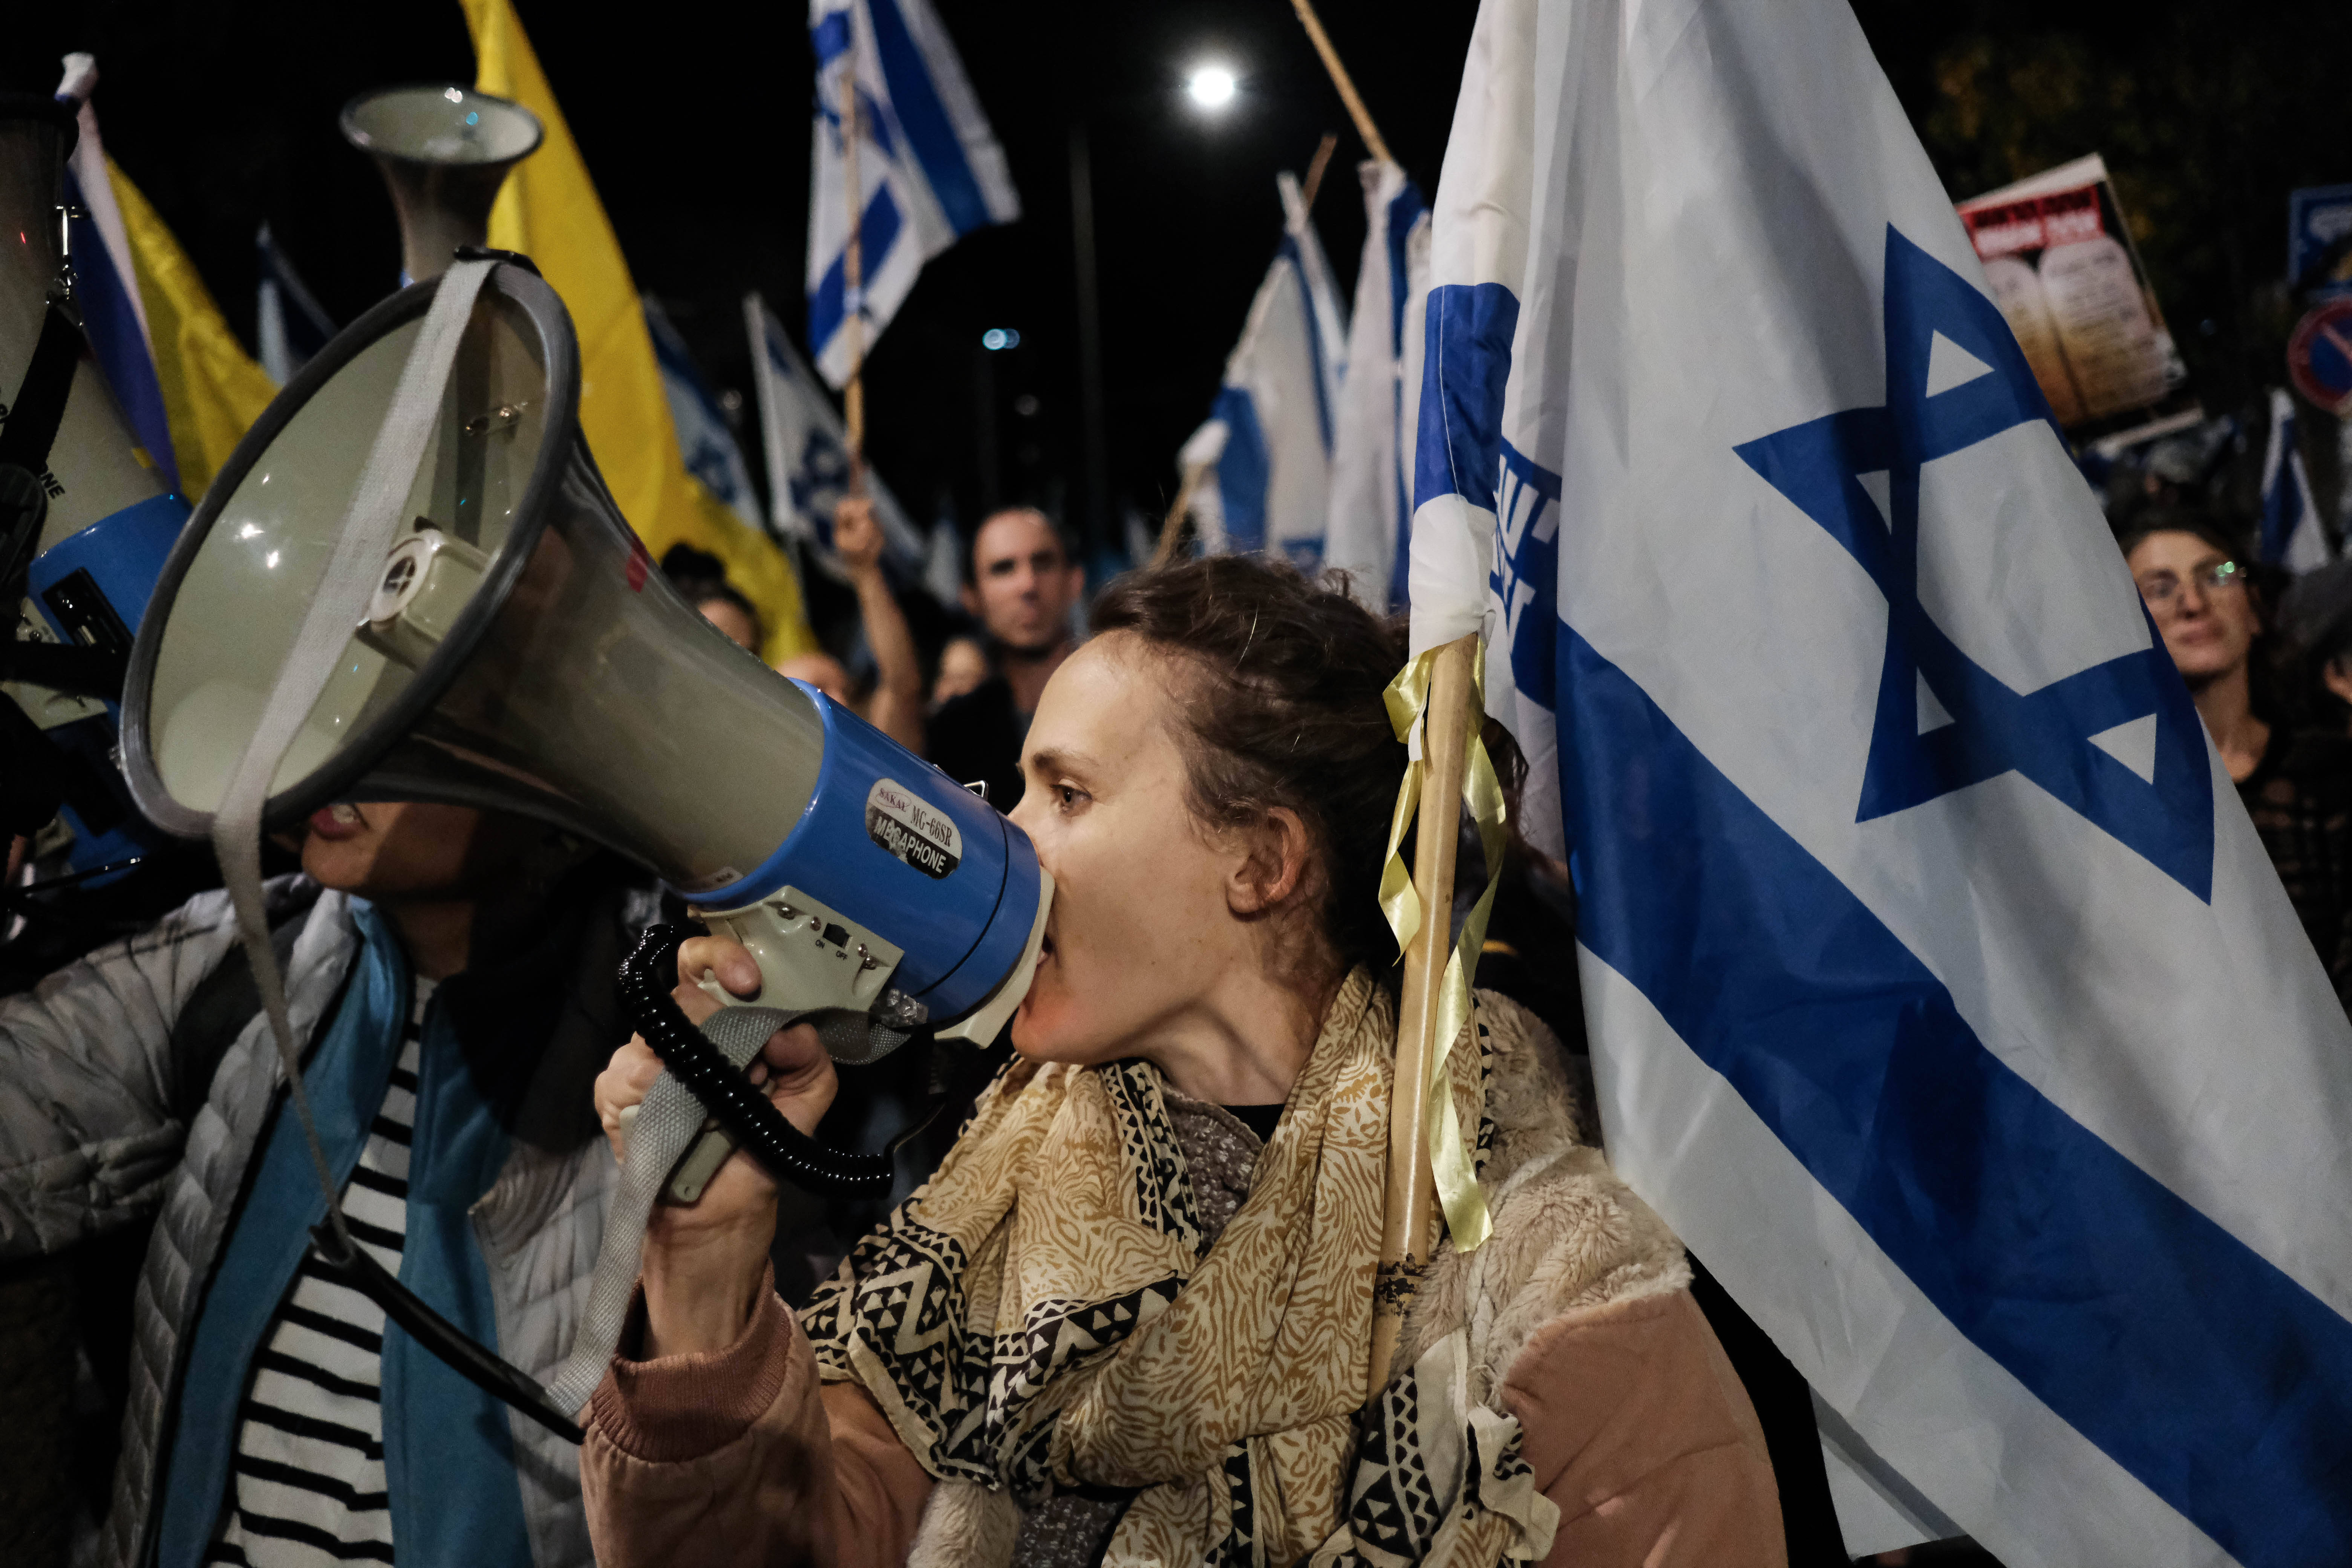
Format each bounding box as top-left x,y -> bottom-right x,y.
803,971 -> 1559,1566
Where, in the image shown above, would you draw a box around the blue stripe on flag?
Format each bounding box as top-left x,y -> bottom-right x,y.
1384,184 -> 1426,360
866,0 -> 992,235
1211,386 -> 1271,553
1384,186 -> 1424,608
812,10 -> 851,67
1279,240 -> 1336,454
1387,409 -> 1413,610
1557,622 -> 2352,1568
1414,282 -> 1518,514
808,187 -> 905,355
62,170 -> 178,491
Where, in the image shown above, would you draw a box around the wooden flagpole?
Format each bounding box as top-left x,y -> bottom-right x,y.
839,47 -> 868,487
1288,0 -> 1393,166
1298,131 -> 1340,214
1150,464 -> 1207,568
1369,632 -> 1477,1399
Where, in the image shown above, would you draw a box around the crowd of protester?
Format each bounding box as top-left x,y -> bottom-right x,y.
6,438 -> 2351,1568
664,498 -> 1081,796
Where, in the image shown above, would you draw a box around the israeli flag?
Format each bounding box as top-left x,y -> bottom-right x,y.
807,0 -> 1019,389
744,291 -> 923,571
1323,159 -> 1430,610
254,222 -> 337,386
645,297 -> 760,530
1412,3 -> 2352,1565
1180,172 -> 1348,570
2259,388 -> 2333,575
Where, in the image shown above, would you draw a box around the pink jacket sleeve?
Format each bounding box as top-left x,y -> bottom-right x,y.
1502,1287 -> 1788,1568
579,1269 -> 935,1568
582,1275 -> 1783,1567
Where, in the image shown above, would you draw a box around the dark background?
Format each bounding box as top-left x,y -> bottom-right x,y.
4,0 -> 2349,564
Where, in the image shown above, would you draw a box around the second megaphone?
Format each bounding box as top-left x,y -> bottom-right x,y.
341,84 -> 544,285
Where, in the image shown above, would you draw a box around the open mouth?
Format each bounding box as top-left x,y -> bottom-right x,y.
307,801 -> 368,841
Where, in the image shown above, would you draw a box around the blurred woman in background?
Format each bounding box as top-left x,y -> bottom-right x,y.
2124,510 -> 2352,1012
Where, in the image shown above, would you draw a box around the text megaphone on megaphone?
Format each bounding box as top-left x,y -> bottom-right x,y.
0,93 -> 191,887
120,256 -> 1052,1195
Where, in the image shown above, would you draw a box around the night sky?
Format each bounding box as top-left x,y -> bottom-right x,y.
5,2 -> 2345,567
3,1 -> 1477,564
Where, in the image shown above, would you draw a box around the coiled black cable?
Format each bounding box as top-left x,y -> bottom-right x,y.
620,923 -> 895,1198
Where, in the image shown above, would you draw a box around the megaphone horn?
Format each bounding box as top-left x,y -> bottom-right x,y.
341,84 -> 544,285
122,257 -> 1054,1433
121,256 -> 1049,1079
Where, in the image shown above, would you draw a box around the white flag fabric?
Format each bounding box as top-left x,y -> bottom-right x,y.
644,297 -> 760,531
1180,172 -> 1349,569
1324,160 -> 1431,610
923,516 -> 963,610
2260,388 -> 2333,575
807,0 -> 1018,390
1412,2 -> 2352,1565
254,223 -> 337,387
745,291 -> 923,572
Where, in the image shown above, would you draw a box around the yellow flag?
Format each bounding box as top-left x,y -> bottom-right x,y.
106,160 -> 278,499
460,0 -> 816,663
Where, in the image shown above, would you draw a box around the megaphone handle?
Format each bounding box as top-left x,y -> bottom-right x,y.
620,925 -> 895,1198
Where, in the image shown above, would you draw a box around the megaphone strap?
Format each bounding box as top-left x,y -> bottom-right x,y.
0,303 -> 84,474
199,260 -> 588,1442
210,257 -> 495,1253
0,305 -> 80,593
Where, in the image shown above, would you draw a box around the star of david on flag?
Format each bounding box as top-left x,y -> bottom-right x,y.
1735,228 -> 2215,899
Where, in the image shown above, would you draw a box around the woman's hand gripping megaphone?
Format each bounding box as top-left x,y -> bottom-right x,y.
594,933 -> 830,1355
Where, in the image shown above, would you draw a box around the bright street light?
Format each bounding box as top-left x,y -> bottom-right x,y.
1186,64 -> 1237,110
981,328 -> 1020,351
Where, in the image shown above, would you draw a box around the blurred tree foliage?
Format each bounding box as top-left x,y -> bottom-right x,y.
1853,2 -> 2352,415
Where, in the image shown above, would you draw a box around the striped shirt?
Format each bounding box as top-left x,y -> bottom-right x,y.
208,977 -> 435,1567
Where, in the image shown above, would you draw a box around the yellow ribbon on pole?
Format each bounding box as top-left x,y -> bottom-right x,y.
1378,640 -> 1507,1252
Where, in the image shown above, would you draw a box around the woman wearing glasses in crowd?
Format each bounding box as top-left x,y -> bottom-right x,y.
2124,509 -> 2352,1012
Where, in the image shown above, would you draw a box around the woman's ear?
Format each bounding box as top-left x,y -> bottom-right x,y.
1226,807 -> 1312,917
2325,657 -> 2352,711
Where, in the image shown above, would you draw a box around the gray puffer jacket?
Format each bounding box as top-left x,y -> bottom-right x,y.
0,874 -> 649,1568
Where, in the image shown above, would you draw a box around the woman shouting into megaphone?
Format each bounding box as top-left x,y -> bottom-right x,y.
582,557 -> 1784,1568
